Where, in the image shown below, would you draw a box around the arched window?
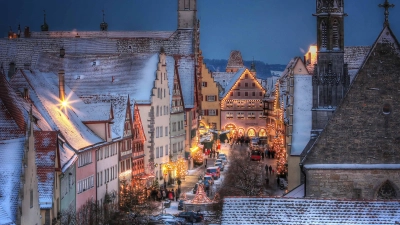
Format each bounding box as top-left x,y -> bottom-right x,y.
320,20 -> 327,49
377,180 -> 397,200
332,20 -> 339,49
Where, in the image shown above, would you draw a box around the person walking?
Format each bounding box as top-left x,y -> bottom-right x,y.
205,158 -> 208,168
265,164 -> 268,175
261,151 -> 264,160
269,165 -> 272,175
162,189 -> 166,200
175,189 -> 179,201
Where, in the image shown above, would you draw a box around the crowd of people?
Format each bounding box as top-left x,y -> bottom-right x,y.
149,186 -> 181,202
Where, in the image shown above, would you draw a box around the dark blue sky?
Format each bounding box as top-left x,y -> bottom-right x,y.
1,0 -> 399,64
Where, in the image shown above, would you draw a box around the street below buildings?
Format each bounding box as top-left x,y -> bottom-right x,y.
162,141 -> 286,223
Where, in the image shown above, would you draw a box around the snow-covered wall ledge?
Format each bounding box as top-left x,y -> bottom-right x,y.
304,164 -> 400,170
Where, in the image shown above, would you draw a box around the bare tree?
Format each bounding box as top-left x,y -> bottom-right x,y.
222,151 -> 264,196
60,191 -> 119,225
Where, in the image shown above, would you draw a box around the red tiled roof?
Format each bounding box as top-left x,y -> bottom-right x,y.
0,98 -> 25,140
226,50 -> 244,69
35,131 -> 57,209
0,72 -> 26,132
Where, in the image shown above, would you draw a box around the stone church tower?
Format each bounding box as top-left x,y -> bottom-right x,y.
311,0 -> 349,137
178,0 -> 197,29
302,1 -> 400,200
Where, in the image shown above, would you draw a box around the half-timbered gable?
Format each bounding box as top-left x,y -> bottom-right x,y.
219,67 -> 266,138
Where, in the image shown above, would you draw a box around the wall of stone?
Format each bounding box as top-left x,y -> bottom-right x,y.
306,169 -> 400,199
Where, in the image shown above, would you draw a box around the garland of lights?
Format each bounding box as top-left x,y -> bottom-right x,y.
191,148 -> 204,164
176,158 -> 188,179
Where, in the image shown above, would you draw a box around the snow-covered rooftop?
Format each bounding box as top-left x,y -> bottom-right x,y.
212,72 -> 235,88
283,184 -> 304,198
176,56 -> 195,108
28,31 -> 175,39
166,56 -> 176,106
18,70 -> 104,150
222,197 -> 400,224
0,138 -> 25,224
291,75 -> 312,155
220,68 -> 246,98
59,141 -> 77,173
35,131 -> 57,209
81,95 -> 130,139
0,30 -> 194,81
36,53 -> 159,102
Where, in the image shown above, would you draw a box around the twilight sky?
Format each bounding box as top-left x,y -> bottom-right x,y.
1,0 -> 399,64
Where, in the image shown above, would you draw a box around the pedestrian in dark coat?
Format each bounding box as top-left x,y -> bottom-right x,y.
267,150 -> 271,158
175,189 -> 179,201
261,151 -> 264,160
269,165 -> 272,175
265,164 -> 268,174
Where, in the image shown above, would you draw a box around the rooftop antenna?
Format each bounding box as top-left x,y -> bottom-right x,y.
379,0 -> 395,27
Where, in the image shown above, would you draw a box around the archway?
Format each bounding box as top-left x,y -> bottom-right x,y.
247,128 -> 256,137
259,128 -> 267,137
225,124 -> 237,140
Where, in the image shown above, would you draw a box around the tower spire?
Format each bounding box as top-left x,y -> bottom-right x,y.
100,9 -> 108,31
379,0 -> 395,27
41,10 -> 49,31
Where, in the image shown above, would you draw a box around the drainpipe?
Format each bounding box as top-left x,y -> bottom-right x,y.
299,163 -> 306,197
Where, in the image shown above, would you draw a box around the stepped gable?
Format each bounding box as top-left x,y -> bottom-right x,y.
304,26 -> 400,164
0,71 -> 27,131
35,131 -> 57,209
226,50 -> 244,69
0,138 -> 25,224
0,30 -> 194,75
221,197 -> 400,224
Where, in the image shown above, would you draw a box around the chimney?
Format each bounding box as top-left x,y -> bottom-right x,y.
60,47 -> 65,58
23,88 -> 29,99
8,62 -> 16,79
24,26 -> 30,38
58,70 -> 65,102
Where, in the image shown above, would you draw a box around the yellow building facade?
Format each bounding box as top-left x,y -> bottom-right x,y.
199,63 -> 221,132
